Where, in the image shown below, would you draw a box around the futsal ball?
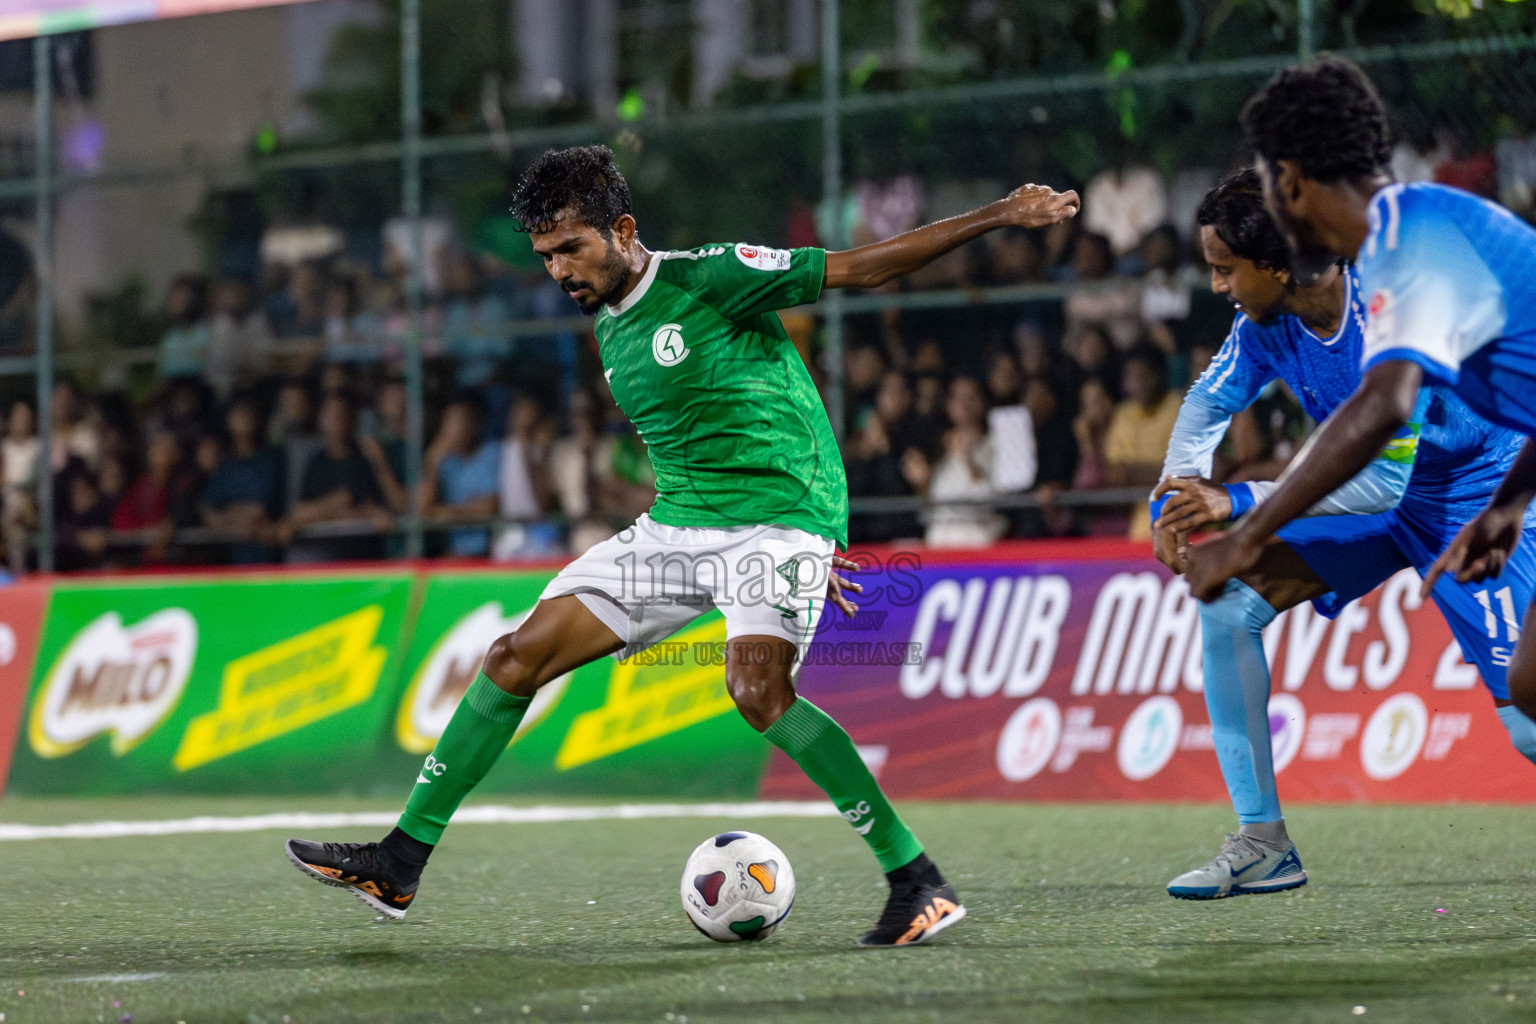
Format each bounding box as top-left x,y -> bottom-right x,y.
680,831 -> 796,942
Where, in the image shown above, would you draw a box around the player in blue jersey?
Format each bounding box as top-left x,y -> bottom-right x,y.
1155,170 -> 1536,899
1186,54 -> 1536,736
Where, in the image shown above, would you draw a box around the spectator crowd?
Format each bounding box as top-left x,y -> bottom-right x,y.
2,157 -> 1377,571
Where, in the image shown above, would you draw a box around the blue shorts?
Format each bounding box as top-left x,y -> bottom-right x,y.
1277,501 -> 1536,701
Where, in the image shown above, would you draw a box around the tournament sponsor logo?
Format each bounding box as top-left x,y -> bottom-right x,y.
1268,694 -> 1307,774
901,575 -> 1070,699
734,243 -> 792,271
652,322 -> 689,367
172,605 -> 388,771
395,601 -> 568,755
1359,692 -> 1427,780
1116,695 -> 1182,781
29,609 -> 198,758
0,622 -> 14,666
995,697 -> 1061,782
556,616 -> 735,769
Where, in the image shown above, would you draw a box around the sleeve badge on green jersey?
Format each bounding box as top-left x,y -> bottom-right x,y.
735,243 -> 792,271
653,323 -> 690,366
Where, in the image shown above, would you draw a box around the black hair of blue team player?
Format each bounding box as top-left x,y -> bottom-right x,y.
1196,169 -> 1294,275
1240,54 -> 1393,183
510,144 -> 633,235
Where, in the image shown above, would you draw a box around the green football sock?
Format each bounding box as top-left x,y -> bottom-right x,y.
763,697 -> 924,872
397,671 -> 531,845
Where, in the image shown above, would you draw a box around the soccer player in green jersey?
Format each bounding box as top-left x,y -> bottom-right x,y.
287,145 -> 1078,945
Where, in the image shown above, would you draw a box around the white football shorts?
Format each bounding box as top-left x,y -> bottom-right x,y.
539,514 -> 834,662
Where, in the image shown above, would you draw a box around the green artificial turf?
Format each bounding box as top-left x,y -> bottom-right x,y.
2,798 -> 1534,1023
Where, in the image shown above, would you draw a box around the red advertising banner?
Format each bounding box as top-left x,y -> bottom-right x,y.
0,580 -> 49,794
767,542 -> 1534,804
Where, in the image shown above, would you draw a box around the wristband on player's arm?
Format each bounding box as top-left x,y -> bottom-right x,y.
1223,483 -> 1256,519
1149,485 -> 1252,529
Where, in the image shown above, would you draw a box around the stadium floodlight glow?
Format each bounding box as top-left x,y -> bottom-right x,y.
0,0 -> 327,43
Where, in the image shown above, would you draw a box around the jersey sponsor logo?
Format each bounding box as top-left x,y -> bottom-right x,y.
734,243 -> 792,271
1364,288 -> 1396,353
652,323 -> 690,366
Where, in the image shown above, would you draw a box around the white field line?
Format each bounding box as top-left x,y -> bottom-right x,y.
63,973 -> 169,984
0,801 -> 840,842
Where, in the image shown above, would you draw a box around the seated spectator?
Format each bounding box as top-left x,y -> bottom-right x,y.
422,395 -> 501,557
492,391 -> 559,559
906,376 -> 1006,549
112,429 -> 198,564
1138,224 -> 1192,350
1083,163 -> 1168,257
359,376 -> 408,515
269,378 -> 323,513
499,390 -> 553,522
156,274 -> 209,381
988,227 -> 1044,285
1064,231 -> 1143,350
284,393 -> 390,563
200,397 -> 284,564
1072,378 -> 1115,492
267,260 -> 327,342
52,380 -> 102,471
846,370 -> 922,542
549,389 -> 655,554
54,465 -> 113,572
441,249 -> 512,390
1063,323 -> 1119,396
2,400 -> 39,574
206,275 -> 275,397
321,273 -> 383,365
1105,345 -> 1182,540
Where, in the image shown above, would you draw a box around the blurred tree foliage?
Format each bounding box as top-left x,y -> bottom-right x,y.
251,0 -> 1536,256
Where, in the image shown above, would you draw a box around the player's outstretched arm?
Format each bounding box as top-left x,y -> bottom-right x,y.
1185,359 -> 1423,601
823,184 -> 1079,290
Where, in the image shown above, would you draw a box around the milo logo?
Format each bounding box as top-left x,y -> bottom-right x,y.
29,609 -> 198,758
395,602 -> 567,754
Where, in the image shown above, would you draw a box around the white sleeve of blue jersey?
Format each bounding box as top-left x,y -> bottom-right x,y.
1238,387 -> 1428,518
1357,185 -> 1506,384
1157,317 -> 1269,481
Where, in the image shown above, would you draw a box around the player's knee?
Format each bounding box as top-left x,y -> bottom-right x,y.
482,630 -> 549,697
1496,704 -> 1536,765
726,669 -> 794,732
1199,580 -> 1274,633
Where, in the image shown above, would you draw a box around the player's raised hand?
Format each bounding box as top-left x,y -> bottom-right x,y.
998,184 -> 1080,229
1185,529 -> 1265,601
1421,503 -> 1526,598
826,554 -> 864,618
1152,476 -> 1231,534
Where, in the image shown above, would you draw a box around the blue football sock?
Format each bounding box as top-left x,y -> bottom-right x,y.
1200,579 -> 1282,824
1496,704 -> 1536,766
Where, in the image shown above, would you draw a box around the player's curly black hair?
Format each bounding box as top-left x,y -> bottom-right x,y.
1196,168 -> 1292,273
1240,54 -> 1392,183
509,144 -> 632,233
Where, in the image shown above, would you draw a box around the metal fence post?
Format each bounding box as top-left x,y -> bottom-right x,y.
1299,0 -> 1317,60
401,0 -> 426,558
820,0 -> 845,444
33,31 -> 53,574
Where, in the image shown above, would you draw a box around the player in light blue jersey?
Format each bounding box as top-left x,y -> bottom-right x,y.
1152,171 -> 1536,899
1186,56 -> 1536,739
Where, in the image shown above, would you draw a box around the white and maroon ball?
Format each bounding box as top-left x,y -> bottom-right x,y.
680,831 -> 796,942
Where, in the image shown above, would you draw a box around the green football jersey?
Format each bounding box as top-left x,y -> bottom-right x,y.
593,243 -> 847,548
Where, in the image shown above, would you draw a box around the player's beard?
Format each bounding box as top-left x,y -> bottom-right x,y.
566,238 -> 631,315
